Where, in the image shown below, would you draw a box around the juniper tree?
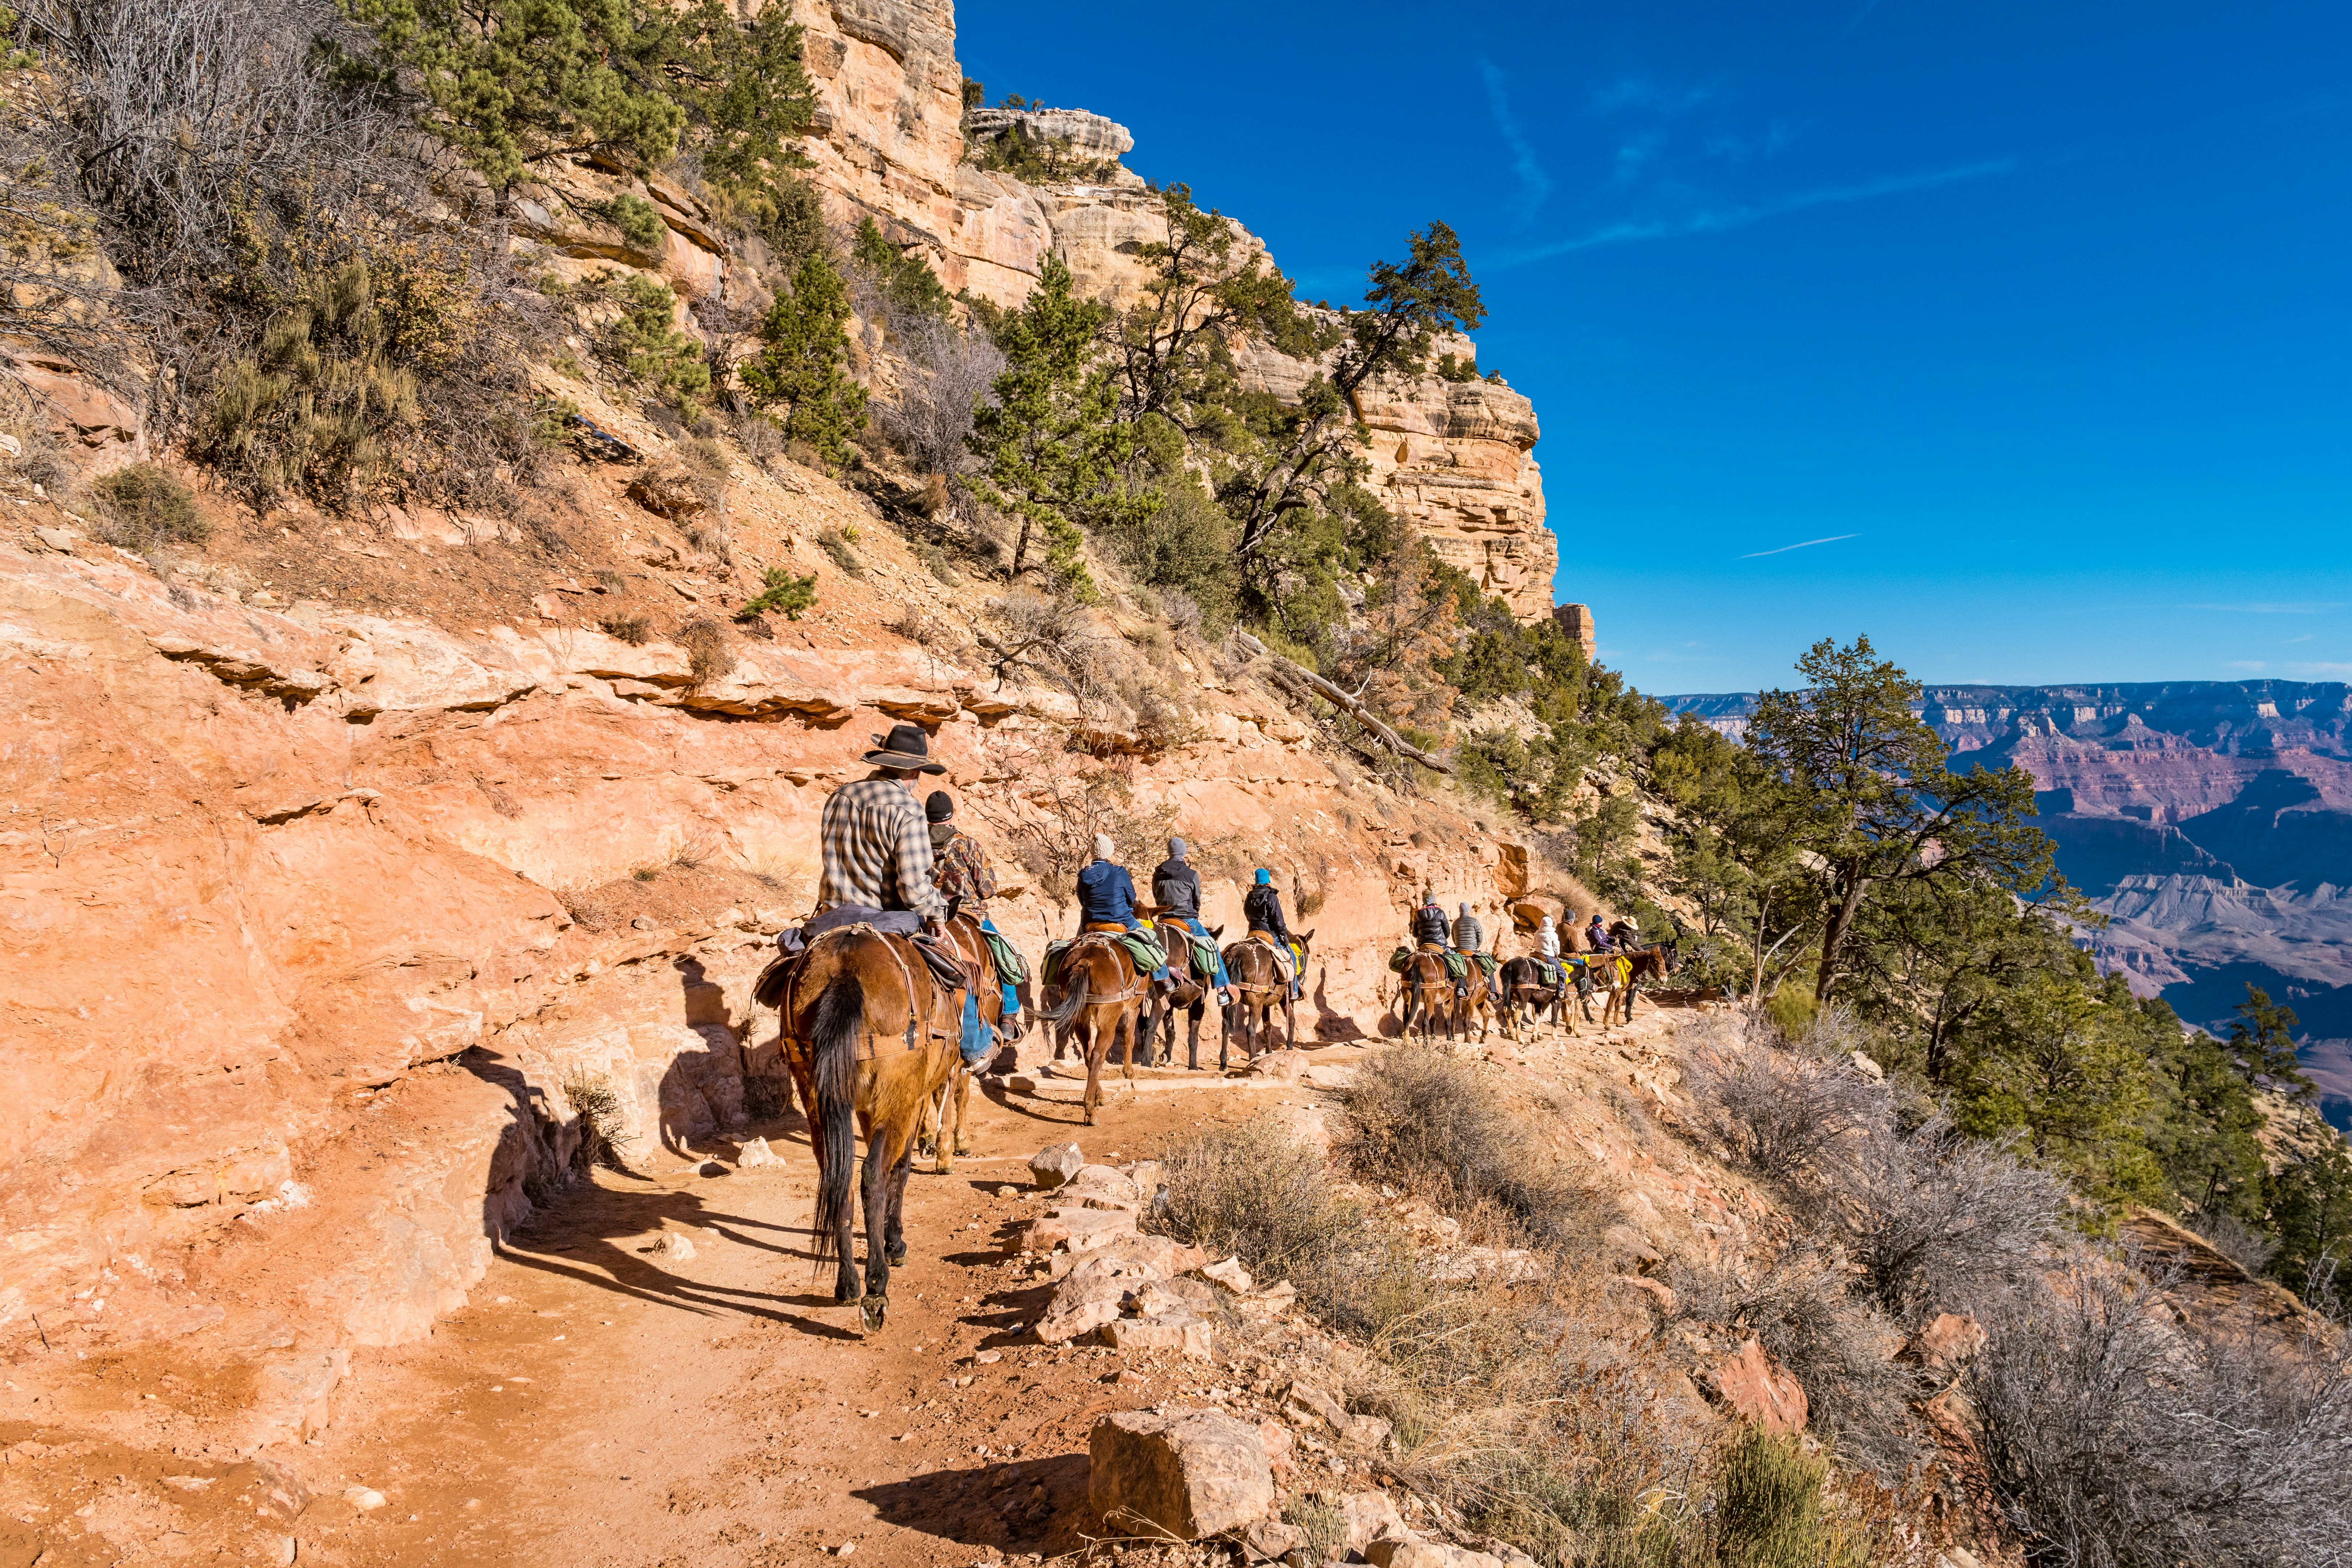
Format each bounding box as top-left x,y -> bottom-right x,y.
742,254 -> 866,471
966,256 -> 1153,597
1746,636 -> 2049,1004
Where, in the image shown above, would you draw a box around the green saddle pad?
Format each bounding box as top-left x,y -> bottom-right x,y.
1389,944 -> 1414,975
981,927 -> 1028,986
1120,929 -> 1168,973
1441,950 -> 1468,981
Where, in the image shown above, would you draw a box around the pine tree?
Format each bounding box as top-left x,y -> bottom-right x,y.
742,254 -> 867,471
2229,984 -> 2313,1097
965,256 -> 1153,597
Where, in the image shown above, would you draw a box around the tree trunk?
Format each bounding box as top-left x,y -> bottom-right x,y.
1814,872 -> 1869,1004
1010,515 -> 1032,578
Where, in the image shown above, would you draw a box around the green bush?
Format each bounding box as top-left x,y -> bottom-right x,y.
597,193 -> 666,250
742,565 -> 816,620
90,463 -> 208,549
1710,1426 -> 1867,1568
742,254 -> 867,471
852,216 -> 952,322
608,275 -> 709,407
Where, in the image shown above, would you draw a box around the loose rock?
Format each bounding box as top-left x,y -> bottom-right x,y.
1714,1338 -> 1808,1434
735,1136 -> 783,1169
1089,1408 -> 1275,1539
1029,1142 -> 1085,1188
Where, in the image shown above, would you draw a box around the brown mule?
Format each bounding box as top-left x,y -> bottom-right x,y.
1038,928 -> 1150,1125
1498,956 -> 1576,1037
916,911 -> 1026,1175
1453,958 -> 1498,1044
755,926 -> 964,1332
1222,928 -> 1312,1061
1590,946 -> 1675,1027
1139,915 -> 1226,1071
1396,945 -> 1460,1043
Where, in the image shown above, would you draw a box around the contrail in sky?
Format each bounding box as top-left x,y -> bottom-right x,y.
1740,534 -> 1858,558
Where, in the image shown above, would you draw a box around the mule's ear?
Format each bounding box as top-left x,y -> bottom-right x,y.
1303,928 -> 1316,943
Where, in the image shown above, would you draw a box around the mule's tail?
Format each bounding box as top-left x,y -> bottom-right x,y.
1041,970 -> 1090,1033
808,970 -> 863,1266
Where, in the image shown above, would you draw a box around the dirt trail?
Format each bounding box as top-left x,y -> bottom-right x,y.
284,1068 -> 1318,1568
1,996 -> 1707,1568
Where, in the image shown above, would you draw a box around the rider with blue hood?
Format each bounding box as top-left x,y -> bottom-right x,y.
1243,868 -> 1303,1000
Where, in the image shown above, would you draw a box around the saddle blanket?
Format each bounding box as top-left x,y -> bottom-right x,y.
1042,928 -> 1165,988
1150,919 -> 1220,979
978,924 -> 1029,987
1245,930 -> 1300,984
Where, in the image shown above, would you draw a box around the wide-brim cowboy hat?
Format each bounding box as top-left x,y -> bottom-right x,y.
863,722 -> 947,774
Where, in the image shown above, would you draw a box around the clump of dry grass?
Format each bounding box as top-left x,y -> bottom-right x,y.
1343,1042 -> 1600,1253
600,612 -> 652,645
560,1071 -> 632,1171
679,615 -> 733,687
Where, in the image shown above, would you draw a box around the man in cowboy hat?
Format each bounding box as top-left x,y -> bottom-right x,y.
816,722 -> 949,926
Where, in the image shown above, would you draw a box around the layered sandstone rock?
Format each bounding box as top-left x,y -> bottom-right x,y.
784,0 -> 1559,619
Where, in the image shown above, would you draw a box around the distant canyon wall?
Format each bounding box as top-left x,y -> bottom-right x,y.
1663,681 -> 2352,1125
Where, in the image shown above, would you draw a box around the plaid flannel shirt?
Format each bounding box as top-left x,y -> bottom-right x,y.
931,830 -> 995,911
816,775 -> 944,921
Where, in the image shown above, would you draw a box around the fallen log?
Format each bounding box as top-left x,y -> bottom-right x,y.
1232,632 -> 1454,775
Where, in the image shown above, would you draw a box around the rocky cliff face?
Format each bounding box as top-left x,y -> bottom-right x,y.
788,0 -> 1557,621
0,432 -> 1549,1392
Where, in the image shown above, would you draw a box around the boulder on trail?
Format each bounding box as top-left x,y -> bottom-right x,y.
1340,1489 -> 1408,1551
1061,1164 -> 1142,1210
1014,1206 -> 1137,1255
1030,1142 -> 1086,1188
735,1136 -> 783,1169
1200,1256 -> 1254,1294
1130,1277 -> 1216,1318
1250,1050 -> 1307,1082
1242,1519 -> 1306,1563
1089,1408 -> 1274,1539
1102,1311 -> 1214,1360
1036,1277 -> 1132,1344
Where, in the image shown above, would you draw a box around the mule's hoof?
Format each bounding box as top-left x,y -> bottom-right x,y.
934,1157 -> 954,1176
835,1279 -> 863,1304
859,1295 -> 888,1332
886,1242 -> 908,1266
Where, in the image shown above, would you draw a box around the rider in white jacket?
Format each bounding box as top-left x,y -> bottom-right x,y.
1534,916 -> 1562,963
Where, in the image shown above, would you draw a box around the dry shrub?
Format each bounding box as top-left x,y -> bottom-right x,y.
1680,1011 -> 1883,1188
679,616 -> 732,687
560,1071 -> 632,1172
1670,1242 -> 1924,1478
1812,1113 -> 2069,1318
734,413 -> 783,468
90,462 -> 209,548
1280,1495 -> 1348,1563
1148,1113 -> 1421,1335
876,315 -> 1003,481
1343,1042 -> 1598,1253
818,524 -> 863,578
2188,1209 -> 2279,1274
1974,1243 -> 2352,1567
600,612 -> 652,646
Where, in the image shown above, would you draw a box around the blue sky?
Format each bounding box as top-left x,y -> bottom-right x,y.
955,0 -> 2352,693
